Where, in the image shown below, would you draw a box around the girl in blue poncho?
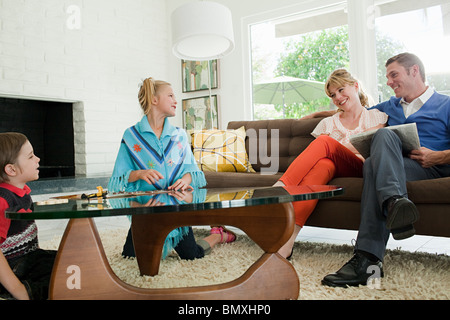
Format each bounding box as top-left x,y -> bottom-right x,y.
108,77 -> 235,260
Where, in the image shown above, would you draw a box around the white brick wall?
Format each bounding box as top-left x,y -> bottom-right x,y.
0,0 -> 170,176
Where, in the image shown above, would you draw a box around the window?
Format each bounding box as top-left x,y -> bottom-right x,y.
251,16 -> 348,119
375,4 -> 450,100
249,1 -> 450,120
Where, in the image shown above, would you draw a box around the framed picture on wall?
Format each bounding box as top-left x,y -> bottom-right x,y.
182,60 -> 218,93
182,95 -> 219,131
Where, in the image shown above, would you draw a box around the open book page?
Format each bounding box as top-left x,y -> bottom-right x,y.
349,123 -> 421,159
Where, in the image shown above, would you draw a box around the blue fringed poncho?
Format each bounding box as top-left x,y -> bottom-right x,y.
108,116 -> 206,258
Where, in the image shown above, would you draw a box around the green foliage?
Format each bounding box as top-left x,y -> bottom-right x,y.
276,26 -> 350,82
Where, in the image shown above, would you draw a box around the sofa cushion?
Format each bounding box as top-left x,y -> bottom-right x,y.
204,171 -> 281,188
191,127 -> 256,173
328,177 -> 363,201
406,177 -> 450,204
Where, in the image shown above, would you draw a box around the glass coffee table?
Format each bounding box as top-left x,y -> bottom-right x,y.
7,185 -> 343,300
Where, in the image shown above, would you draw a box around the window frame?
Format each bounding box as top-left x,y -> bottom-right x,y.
243,0 -> 449,120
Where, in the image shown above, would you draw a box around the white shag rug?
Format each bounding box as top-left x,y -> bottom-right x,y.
40,228 -> 450,300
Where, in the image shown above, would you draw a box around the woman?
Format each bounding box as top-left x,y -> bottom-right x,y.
275,69 -> 388,258
108,78 -> 235,260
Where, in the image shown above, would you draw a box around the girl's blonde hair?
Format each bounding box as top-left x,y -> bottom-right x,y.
325,69 -> 369,108
0,132 -> 28,183
138,77 -> 171,114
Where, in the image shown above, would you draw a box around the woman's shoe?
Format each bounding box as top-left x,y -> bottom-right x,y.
210,226 -> 237,244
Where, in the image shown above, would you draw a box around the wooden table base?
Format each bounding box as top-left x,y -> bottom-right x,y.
49,203 -> 299,300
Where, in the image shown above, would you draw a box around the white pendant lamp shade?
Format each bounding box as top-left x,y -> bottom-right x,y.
171,1 -> 235,61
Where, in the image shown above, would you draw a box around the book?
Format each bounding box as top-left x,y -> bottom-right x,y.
349,123 -> 421,159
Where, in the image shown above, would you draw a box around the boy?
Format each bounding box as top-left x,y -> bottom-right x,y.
0,132 -> 56,300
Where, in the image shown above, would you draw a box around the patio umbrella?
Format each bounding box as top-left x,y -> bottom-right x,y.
253,76 -> 328,116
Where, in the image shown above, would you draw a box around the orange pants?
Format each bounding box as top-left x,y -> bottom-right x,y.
279,135 -> 363,227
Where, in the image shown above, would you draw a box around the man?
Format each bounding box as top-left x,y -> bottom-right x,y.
320,53 -> 450,287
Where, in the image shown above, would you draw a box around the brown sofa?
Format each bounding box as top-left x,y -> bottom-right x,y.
203,118 -> 450,238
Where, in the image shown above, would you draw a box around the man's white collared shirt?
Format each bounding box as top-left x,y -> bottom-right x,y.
400,86 -> 434,118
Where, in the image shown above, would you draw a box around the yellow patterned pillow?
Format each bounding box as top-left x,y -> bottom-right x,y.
191,126 -> 256,173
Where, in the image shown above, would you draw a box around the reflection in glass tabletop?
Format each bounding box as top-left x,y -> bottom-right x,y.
6,185 -> 343,220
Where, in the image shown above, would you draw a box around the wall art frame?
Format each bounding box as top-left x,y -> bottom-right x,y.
182,95 -> 219,131
182,60 -> 218,93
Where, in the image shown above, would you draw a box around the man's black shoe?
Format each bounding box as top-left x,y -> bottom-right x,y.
385,196 -> 419,240
321,252 -> 384,288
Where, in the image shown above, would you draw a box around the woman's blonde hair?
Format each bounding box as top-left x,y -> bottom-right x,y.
138,77 -> 171,114
0,132 -> 28,183
325,69 -> 369,108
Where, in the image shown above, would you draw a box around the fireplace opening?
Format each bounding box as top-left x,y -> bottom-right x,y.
0,97 -> 75,179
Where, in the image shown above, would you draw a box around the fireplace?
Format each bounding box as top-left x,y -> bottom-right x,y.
0,97 -> 75,178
